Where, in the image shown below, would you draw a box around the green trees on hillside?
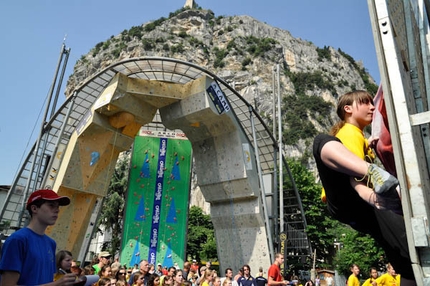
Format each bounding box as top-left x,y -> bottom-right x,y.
281,91 -> 333,146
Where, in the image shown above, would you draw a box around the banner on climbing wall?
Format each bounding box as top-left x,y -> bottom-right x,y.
120,130 -> 192,268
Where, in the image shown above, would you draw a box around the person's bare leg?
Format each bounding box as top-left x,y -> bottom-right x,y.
320,141 -> 369,177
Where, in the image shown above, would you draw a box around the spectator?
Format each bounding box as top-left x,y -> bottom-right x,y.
112,257 -> 122,270
98,276 -> 115,286
168,266 -> 177,277
173,269 -> 185,286
201,269 -> 214,286
160,273 -> 174,286
183,261 -> 191,281
347,264 -> 360,286
267,253 -> 288,286
0,189 -> 76,285
110,277 -> 118,285
155,263 -> 163,276
56,250 -> 74,274
373,263 -> 400,286
190,274 -> 199,286
133,272 -> 145,286
221,268 -> 233,286
188,268 -> 198,281
196,266 -> 207,285
191,260 -> 199,273
71,260 -> 82,276
129,260 -> 150,285
99,265 -> 113,278
148,273 -> 161,286
84,265 -> 96,275
238,265 -> 255,286
115,267 -> 129,286
255,275 -> 267,286
234,269 -> 243,282
223,278 -> 233,286
361,267 -> 378,286
213,277 -> 222,286
257,267 -> 264,278
94,252 -> 112,275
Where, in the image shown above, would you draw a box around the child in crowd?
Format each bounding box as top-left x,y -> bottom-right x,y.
347,264 -> 360,286
56,250 -> 74,274
374,263 -> 400,285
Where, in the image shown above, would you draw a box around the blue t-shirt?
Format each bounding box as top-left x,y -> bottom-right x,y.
255,276 -> 267,286
238,276 -> 256,286
0,227 -> 57,285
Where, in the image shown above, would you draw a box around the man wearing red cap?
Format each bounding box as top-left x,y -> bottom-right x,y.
0,189 -> 77,285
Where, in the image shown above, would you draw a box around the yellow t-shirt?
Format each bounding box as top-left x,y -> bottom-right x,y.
374,273 -> 400,286
347,274 -> 360,286
361,277 -> 376,286
336,123 -> 375,161
321,123 -> 375,202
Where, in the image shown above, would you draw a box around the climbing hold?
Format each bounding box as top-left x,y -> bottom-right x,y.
90,151 -> 100,166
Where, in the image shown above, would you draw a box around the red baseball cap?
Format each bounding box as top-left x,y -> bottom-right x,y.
26,189 -> 70,207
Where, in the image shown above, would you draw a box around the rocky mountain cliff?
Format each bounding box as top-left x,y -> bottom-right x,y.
65,7 -> 377,210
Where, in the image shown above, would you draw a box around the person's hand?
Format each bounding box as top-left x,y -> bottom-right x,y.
368,136 -> 379,148
283,280 -> 289,285
374,186 -> 403,215
56,273 -> 78,285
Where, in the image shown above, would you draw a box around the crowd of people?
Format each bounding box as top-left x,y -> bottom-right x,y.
52,252 -> 293,286
348,262 -> 401,286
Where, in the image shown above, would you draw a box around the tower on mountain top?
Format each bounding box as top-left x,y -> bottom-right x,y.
184,0 -> 195,9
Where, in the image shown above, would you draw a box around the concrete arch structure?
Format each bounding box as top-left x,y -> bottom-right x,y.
1,57 -> 310,272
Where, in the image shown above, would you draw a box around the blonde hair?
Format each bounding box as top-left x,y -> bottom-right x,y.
222,278 -> 232,286
330,90 -> 374,136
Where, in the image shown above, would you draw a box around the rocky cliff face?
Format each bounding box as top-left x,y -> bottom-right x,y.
65,7 -> 376,210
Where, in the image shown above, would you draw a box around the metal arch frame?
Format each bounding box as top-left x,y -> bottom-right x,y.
1,56 -> 311,261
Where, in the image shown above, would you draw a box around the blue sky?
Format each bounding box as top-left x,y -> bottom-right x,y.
0,0 -> 379,185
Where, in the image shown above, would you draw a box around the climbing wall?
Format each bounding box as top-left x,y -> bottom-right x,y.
120,132 -> 192,268
46,72 -> 271,272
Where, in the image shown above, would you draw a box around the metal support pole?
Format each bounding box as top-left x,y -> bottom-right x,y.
276,64 -> 284,232
18,43 -> 69,227
51,47 -> 71,118
272,66 -> 277,139
272,65 -> 279,247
